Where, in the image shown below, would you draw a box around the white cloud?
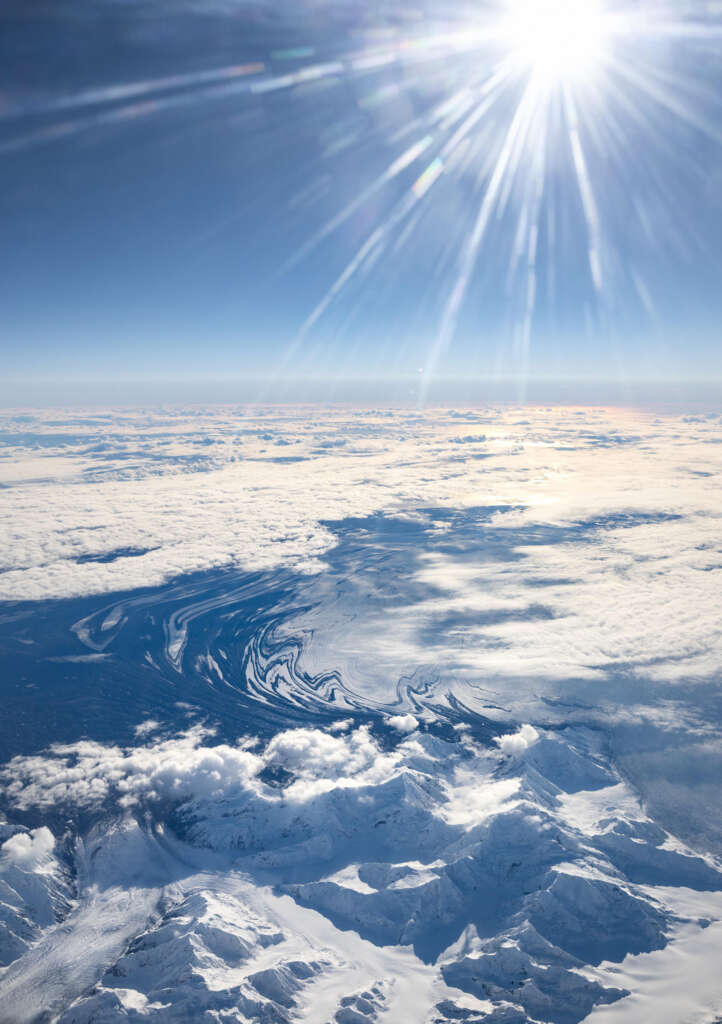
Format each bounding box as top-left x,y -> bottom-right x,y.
327,718 -> 353,733
3,404 -> 718,620
264,724 -> 429,800
1,826 -> 55,867
388,714 -> 419,733
134,720 -> 160,737
494,724 -> 540,756
2,406 -> 722,1021
1,727 -> 264,811
1,405 -> 722,732
0,723 -> 435,812
439,775 -> 521,827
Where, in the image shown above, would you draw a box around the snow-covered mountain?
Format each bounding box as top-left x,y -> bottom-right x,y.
2,720 -> 721,1023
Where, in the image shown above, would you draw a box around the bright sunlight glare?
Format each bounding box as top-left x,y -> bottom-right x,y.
501,0 -> 611,83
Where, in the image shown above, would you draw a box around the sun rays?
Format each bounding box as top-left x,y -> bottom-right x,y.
3,1 -> 720,384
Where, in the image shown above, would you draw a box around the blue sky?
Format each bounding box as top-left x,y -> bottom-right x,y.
1,0 -> 721,400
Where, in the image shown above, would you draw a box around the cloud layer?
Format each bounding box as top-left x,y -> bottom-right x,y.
0,723 -> 433,813
1,405 -> 720,613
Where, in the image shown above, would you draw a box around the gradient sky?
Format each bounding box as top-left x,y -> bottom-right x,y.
1,0 -> 721,399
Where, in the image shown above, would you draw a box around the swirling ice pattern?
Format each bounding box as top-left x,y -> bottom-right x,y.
67,553 -> 465,728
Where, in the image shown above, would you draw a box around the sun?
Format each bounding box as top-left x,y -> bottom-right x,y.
500,0 -> 611,84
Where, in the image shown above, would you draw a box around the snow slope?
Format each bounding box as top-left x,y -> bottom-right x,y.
2,722 -> 721,1023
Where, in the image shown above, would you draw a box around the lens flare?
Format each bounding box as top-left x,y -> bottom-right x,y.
2,1 -> 720,388
500,0 -> 612,83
